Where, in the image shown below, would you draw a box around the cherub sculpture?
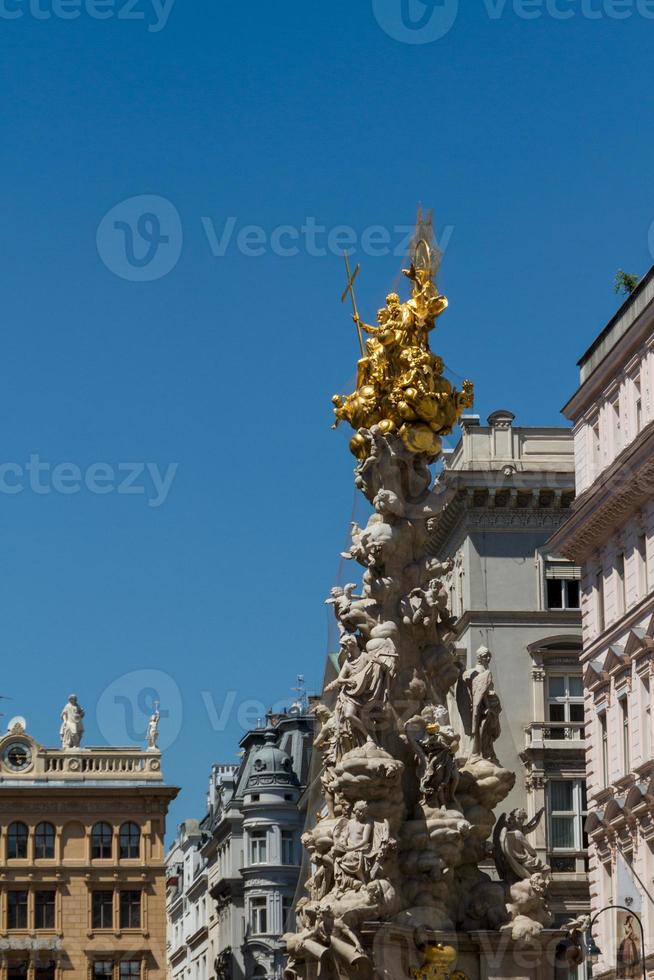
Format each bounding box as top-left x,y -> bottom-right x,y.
325,584 -> 378,639
332,801 -> 394,896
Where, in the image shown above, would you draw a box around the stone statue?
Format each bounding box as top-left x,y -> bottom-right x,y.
493,808 -> 553,941
146,703 -> 160,750
493,808 -> 550,883
456,646 -> 502,763
324,635 -> 390,755
60,694 -> 85,750
325,584 -> 378,639
405,704 -> 460,809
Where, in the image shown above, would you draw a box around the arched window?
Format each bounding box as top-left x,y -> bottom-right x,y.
91,822 -> 113,860
7,821 -> 28,859
35,822 -> 55,859
119,822 -> 140,859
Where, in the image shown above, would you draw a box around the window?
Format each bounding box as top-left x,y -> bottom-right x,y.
92,891 -> 113,930
642,676 -> 652,760
119,890 -> 141,929
250,830 -> 267,865
34,891 -> 55,929
621,697 -> 631,773
7,890 -> 28,929
612,394 -> 622,452
637,533 -> 649,597
547,675 -> 585,738
34,963 -> 55,980
7,964 -> 28,979
634,374 -> 643,434
546,579 -> 581,610
592,417 -> 602,476
35,822 -> 55,860
599,712 -> 609,784
93,964 -> 113,979
249,896 -> 267,934
119,823 -> 140,860
281,831 -> 294,865
548,780 -> 587,851
91,823 -> 113,860
7,822 -> 28,859
544,559 -> 581,610
119,963 -> 141,979
596,568 -> 605,631
616,552 -> 627,615
282,896 -> 294,930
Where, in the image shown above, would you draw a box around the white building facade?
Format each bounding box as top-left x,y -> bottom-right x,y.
551,267 -> 654,978
432,411 -> 588,923
166,820 -> 210,980
167,708 -> 313,980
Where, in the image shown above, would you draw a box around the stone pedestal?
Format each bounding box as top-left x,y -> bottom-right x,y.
362,925 -> 566,980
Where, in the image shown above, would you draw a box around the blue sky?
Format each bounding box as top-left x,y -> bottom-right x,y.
0,0 -> 652,831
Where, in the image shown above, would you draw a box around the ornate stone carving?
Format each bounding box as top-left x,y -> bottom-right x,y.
493,808 -> 553,941
284,219 -> 550,979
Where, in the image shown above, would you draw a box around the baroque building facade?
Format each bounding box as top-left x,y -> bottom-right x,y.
551,267 -> 654,978
431,410 -> 589,923
0,703 -> 177,980
166,707 -> 313,980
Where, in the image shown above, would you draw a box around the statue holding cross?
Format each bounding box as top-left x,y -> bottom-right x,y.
332,216 -> 473,459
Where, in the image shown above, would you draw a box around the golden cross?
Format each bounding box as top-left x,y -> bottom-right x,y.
341,252 -> 365,356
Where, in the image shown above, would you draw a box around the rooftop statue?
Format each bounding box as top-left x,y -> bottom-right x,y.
333,212 -> 473,459
60,694 -> 85,750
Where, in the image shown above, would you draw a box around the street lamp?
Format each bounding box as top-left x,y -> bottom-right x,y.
584,932 -> 602,964
584,904 -> 646,980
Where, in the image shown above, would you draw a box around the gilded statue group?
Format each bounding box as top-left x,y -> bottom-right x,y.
332,238 -> 473,460
283,217 -> 552,980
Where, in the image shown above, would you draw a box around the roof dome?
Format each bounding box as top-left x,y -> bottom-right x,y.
245,730 -> 298,791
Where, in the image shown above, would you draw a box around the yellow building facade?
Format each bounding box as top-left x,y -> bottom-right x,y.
0,719 -> 177,980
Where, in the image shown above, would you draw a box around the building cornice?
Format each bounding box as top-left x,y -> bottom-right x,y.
564,264 -> 654,417
455,610 -> 581,632
431,497 -> 573,555
550,423 -> 654,561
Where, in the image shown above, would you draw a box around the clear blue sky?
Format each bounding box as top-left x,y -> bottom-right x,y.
1,0 -> 652,832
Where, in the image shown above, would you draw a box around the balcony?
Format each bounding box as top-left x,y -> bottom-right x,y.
525,722 -> 585,749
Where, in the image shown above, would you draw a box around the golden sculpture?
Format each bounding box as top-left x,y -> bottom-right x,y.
411,943 -> 466,980
333,213 -> 474,459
